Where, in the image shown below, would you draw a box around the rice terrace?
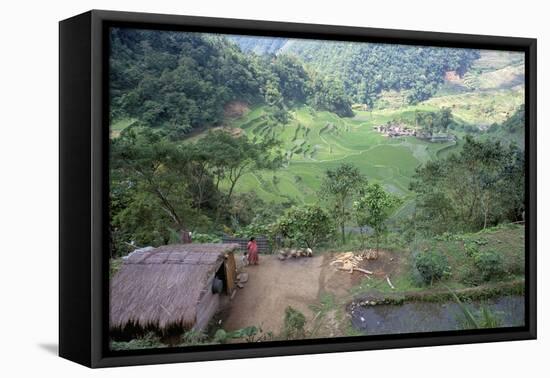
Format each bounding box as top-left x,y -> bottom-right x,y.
108,28 -> 526,350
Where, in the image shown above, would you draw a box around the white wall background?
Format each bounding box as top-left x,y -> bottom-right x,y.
0,0 -> 546,376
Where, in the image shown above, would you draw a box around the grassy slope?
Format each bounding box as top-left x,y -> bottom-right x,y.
426,50 -> 525,126
423,88 -> 524,125
351,224 -> 525,297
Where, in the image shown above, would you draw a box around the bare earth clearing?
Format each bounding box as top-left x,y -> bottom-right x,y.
222,252 -> 401,337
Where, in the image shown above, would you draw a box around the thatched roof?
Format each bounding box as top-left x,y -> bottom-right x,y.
110,243 -> 239,332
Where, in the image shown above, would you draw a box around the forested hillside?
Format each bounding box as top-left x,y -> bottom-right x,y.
110,29 -> 261,138
231,36 -> 480,105
110,29 -> 353,139
229,35 -> 289,54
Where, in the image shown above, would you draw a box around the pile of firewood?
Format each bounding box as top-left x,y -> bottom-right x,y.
330,252 -> 373,276
362,249 -> 379,260
278,247 -> 313,260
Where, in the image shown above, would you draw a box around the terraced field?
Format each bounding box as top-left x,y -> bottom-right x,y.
427,50 -> 525,125
228,105 -> 454,211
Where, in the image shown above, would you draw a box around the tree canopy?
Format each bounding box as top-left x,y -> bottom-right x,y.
354,183 -> 402,251
410,136 -> 524,234
276,204 -> 334,248
281,42 -> 480,105
320,163 -> 367,244
110,127 -> 282,256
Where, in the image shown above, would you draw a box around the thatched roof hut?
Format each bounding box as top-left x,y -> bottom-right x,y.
110,243 -> 238,334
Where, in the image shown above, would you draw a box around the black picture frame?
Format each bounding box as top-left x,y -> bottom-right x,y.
59,9 -> 537,368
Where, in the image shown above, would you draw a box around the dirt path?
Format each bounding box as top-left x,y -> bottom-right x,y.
223,255 -> 324,334
222,254 -> 362,336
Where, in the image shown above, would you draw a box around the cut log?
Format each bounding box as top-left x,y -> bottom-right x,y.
355,268 -> 373,275
386,275 -> 395,290
342,262 -> 354,271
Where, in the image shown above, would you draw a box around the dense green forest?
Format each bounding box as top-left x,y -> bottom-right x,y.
110,28 -> 353,139
231,36 -> 480,105
410,136 -> 524,234
230,35 -> 289,55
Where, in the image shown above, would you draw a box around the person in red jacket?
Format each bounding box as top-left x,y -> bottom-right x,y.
247,237 -> 259,265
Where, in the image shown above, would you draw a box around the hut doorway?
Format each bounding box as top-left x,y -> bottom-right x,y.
212,253 -> 236,295
213,263 -> 227,294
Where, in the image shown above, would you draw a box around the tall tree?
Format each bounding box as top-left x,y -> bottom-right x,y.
354,183 -> 401,252
320,163 -> 367,244
111,128 -> 190,228
197,130 -> 283,215
110,128 -> 212,256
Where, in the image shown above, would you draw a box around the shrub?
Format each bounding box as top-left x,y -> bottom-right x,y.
457,265 -> 482,286
182,330 -> 206,345
282,306 -> 306,340
474,250 -> 505,281
213,329 -> 228,344
213,326 -> 259,344
414,250 -> 450,285
276,205 -> 334,249
192,232 -> 221,243
110,332 -> 165,351
464,243 -> 479,258
229,326 -> 260,342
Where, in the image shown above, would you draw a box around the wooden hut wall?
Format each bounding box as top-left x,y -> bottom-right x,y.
224,252 -> 236,294
193,261 -> 223,331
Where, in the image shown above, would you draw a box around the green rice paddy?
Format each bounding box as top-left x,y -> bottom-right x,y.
228,105 -> 455,211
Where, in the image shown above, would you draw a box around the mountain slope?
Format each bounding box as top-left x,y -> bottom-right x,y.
231,36 -> 480,105
229,35 -> 290,54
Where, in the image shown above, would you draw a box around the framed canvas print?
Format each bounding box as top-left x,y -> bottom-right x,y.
59,10 -> 536,368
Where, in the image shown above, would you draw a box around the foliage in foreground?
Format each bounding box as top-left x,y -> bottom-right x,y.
449,290 -> 503,329
282,306 -> 307,340
213,326 -> 273,344
110,332 -> 166,351
111,306 -> 308,351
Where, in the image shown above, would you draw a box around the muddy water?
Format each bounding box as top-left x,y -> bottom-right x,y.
350,296 -> 524,335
